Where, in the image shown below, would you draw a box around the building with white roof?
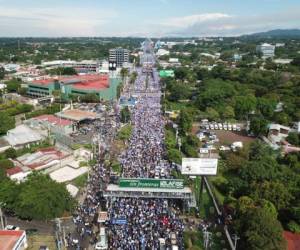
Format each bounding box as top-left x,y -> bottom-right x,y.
256,43 -> 275,58
4,124 -> 44,149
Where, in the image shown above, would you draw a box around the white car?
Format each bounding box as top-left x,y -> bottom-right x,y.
218,123 -> 223,130
228,124 -> 232,130
209,124 -> 215,130
232,124 -> 237,131
214,123 -> 219,130
223,124 -> 228,130
5,225 -> 20,231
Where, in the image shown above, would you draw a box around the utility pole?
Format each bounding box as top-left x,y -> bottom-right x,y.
0,204 -> 5,229
203,230 -> 212,249
233,234 -> 240,250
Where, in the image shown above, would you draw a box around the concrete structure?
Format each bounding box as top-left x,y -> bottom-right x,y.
66,184 -> 79,197
104,184 -> 195,209
28,114 -> 75,135
42,60 -> 99,73
156,49 -> 170,57
56,109 -> 97,122
27,74 -> 121,100
3,64 -> 20,72
256,43 -> 275,58
0,230 -> 28,250
14,147 -> 71,172
268,123 -> 291,145
50,166 -> 88,183
4,125 -> 44,149
109,48 -> 129,68
6,167 -> 31,183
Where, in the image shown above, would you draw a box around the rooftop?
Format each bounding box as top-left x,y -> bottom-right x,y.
0,230 -> 25,250
283,231 -> 300,250
16,147 -> 69,170
56,109 -> 97,122
31,74 -> 109,91
34,114 -> 73,126
6,166 -> 23,176
4,124 -> 44,147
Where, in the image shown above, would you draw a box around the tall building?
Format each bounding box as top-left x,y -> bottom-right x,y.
109,48 -> 129,68
256,43 -> 275,58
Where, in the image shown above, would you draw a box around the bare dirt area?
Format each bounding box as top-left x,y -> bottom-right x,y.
213,130 -> 255,146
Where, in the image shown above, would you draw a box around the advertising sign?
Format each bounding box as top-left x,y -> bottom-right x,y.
119,178 -> 184,189
109,61 -> 117,71
181,158 -> 218,176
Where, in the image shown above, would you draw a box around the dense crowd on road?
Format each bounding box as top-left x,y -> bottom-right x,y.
108,198 -> 184,249
67,160 -> 110,248
68,52 -> 184,249
108,64 -> 184,249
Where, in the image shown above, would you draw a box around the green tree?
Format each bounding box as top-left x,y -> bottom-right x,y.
0,159 -> 14,169
235,207 -> 286,250
222,106 -> 235,120
167,148 -> 182,164
5,79 -> 21,92
0,66 -> 5,80
250,116 -> 268,136
4,148 -> 17,159
286,132 -> 299,146
174,67 -> 188,80
206,107 -> 220,121
120,68 -> 129,84
178,109 -> 193,135
251,181 -> 293,211
234,95 -> 257,119
15,173 -> 74,220
0,112 -> 15,135
120,106 -> 131,123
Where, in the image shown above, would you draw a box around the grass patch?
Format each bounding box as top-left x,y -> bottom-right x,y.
111,161 -> 122,174
72,173 -> 88,188
27,234 -> 56,250
117,124 -> 132,141
184,230 -> 229,250
71,143 -> 92,150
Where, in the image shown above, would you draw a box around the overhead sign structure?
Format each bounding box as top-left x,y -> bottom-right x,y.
109,61 -> 117,71
119,178 -> 184,189
181,158 -> 218,176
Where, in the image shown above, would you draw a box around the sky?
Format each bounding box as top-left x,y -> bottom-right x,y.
0,0 -> 300,37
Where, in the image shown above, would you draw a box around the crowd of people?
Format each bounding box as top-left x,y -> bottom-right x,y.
68,52 -> 185,249
67,160 -> 110,248
108,63 -> 184,249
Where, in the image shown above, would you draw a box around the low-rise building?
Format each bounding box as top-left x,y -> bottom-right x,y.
268,123 -> 291,145
4,124 -> 44,149
0,230 -> 28,250
256,43 -> 275,58
56,109 -> 97,123
27,74 -> 121,100
27,114 -> 75,135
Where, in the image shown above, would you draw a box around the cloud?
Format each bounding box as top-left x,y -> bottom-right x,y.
0,6 -> 118,36
159,8 -> 300,37
160,13 -> 232,28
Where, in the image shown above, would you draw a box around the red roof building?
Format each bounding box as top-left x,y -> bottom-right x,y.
284,231 -> 300,250
0,230 -> 28,250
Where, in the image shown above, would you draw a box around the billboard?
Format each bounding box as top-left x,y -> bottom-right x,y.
109,61 -> 117,71
119,178 -> 184,189
159,70 -> 174,78
181,158 -> 218,176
